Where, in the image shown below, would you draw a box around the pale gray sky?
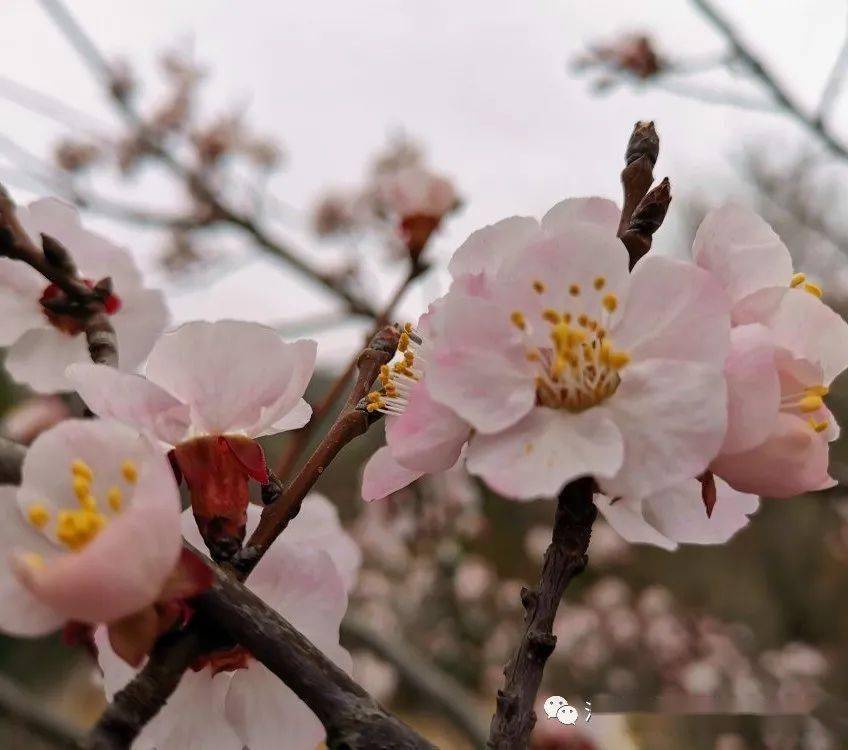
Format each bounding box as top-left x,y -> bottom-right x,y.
1,0 -> 846,365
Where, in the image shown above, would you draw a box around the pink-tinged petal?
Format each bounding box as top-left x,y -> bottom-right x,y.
361,447 -> 424,502
613,255 -> 731,365
540,196 -> 621,235
66,363 -> 191,445
495,223 -> 630,329
145,321 -> 317,436
385,383 -> 469,473
157,549 -> 214,602
594,495 -> 677,551
721,324 -> 780,454
466,407 -> 624,500
110,288 -> 170,373
426,291 -> 535,433
448,216 -> 541,279
730,285 -> 787,326
642,478 -> 759,545
17,198 -> 142,291
254,399 -> 312,436
753,288 -> 848,384
0,258 -> 47,346
0,487 -> 64,636
225,661 -> 324,750
600,359 -> 727,501
692,204 -> 793,305
283,495 -> 361,592
711,413 -> 833,497
5,327 -> 89,394
15,420 -> 182,624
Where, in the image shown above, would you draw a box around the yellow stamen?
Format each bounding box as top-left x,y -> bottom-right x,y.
569,284 -> 581,296
607,350 -> 631,369
72,475 -> 91,501
107,486 -> 123,512
541,308 -> 561,325
403,322 -> 413,334
532,280 -> 546,294
577,314 -> 589,328
602,293 -> 618,313
70,459 -> 93,482
594,276 -> 606,290
121,460 -> 138,484
804,282 -> 823,298
398,332 -> 410,352
510,311 -> 527,330
27,504 -> 50,529
790,272 -> 806,288
79,494 -> 98,512
799,395 -> 824,413
808,417 -> 829,433
807,385 -> 829,397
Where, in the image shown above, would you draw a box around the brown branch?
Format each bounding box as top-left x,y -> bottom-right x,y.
0,437 -> 26,484
617,120 -> 671,268
486,477 -> 596,749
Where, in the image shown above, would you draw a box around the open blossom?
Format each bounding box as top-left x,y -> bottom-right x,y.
67,320 -> 316,559
96,495 -> 360,750
418,197 -> 730,502
692,205 -> 848,497
0,199 -> 169,393
0,419 -> 182,642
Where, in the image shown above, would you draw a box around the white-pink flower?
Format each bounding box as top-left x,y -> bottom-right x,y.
0,419 -> 181,636
693,205 -> 848,497
422,198 -> 731,502
96,495 -> 360,750
67,319 -> 317,558
373,165 -> 458,223
0,199 -> 169,393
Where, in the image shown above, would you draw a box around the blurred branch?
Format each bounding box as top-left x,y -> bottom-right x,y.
36,0 -> 379,318
342,616 -> 489,748
0,674 -> 84,749
815,20 -> 848,126
0,437 -> 26,484
487,478 -> 597,749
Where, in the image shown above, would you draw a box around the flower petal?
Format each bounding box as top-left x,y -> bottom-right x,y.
613,255 -> 731,365
721,324 -> 780,454
361,446 -> 424,502
540,196 -> 621,235
385,383 -> 469,473
711,413 -> 833,497
254,399 -> 312,436
466,407 -> 624,500
594,495 -> 677,551
110,288 -> 170,373
692,204 -> 793,306
66,363 -> 191,445
145,321 -> 317,436
600,359 -> 727,501
642,478 -> 759,545
0,258 -> 47,346
448,216 -> 541,279
0,487 -> 64,636
5,327 -> 89,394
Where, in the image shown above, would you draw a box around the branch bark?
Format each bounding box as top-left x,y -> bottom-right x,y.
486,477 -> 596,749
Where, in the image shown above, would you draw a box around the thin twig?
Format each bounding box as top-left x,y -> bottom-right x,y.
0,673 -> 84,749
342,617 -> 489,748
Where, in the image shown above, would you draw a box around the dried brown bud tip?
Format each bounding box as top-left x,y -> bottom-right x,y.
625,120 -> 659,167
93,276 -> 114,297
41,234 -> 77,274
629,177 -> 672,235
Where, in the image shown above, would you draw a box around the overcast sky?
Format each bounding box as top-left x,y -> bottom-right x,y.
1,0 -> 846,365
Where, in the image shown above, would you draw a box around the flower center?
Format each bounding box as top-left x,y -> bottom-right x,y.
40,281 -> 122,336
510,277 -> 630,413
781,383 -> 830,433
366,322 -> 424,415
25,458 -> 136,551
790,272 -> 823,298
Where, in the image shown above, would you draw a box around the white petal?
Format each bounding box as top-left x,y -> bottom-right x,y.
594,494 -> 678,551
600,359 -> 727,501
361,446 -> 424,502
5,327 -> 89,394
540,196 -> 621,235
254,398 -> 312,436
110,288 -> 170,373
466,407 -> 624,500
145,320 -> 317,436
448,216 -> 541,279
0,258 -> 47,346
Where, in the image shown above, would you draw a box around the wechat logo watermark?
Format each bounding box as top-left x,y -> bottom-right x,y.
543,696 -> 592,725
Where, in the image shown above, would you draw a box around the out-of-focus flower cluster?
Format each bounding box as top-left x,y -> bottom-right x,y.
572,33 -> 664,91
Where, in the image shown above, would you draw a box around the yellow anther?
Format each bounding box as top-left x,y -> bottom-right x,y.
569,284 -> 581,296
121,460 -> 139,484
367,391 -> 381,403
551,322 -> 572,351
602,293 -> 618,313
577,314 -> 589,328
404,350 -> 415,364
27,504 -> 50,529
510,311 -> 527,330
807,385 -> 829,397
526,351 -> 540,362
79,494 -> 98,512
804,283 -> 823,298
599,339 -> 613,364
790,272 -> 807,288
107,486 -> 123,512
403,322 -> 413,334
607,350 -> 631,369
71,459 -> 93,482
594,276 -> 606,291
541,308 -> 561,325
808,417 -> 829,433
563,313 -> 572,324
532,280 -> 546,294
552,356 -> 566,379
799,395 -> 824,413
72,475 -> 91,501
398,333 -> 410,352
